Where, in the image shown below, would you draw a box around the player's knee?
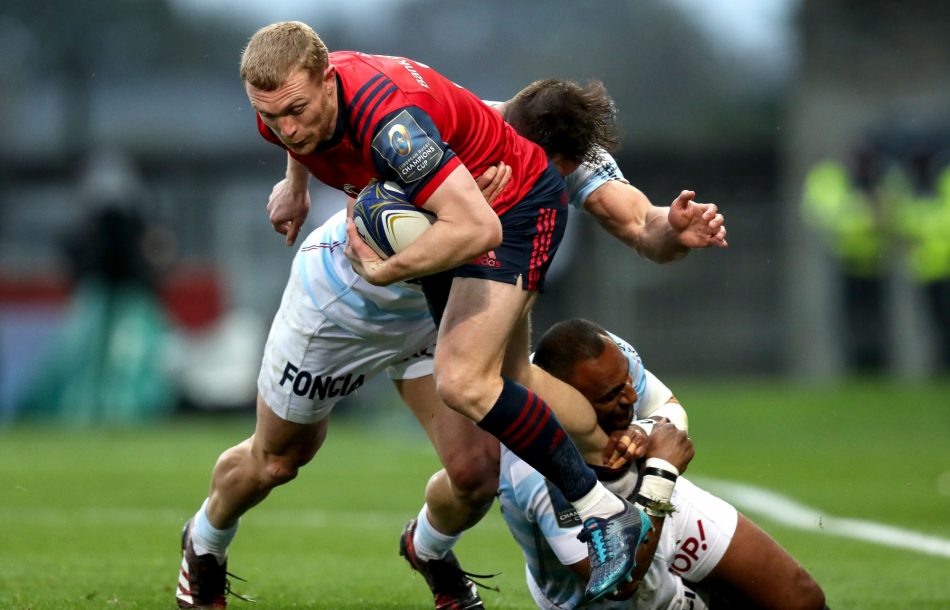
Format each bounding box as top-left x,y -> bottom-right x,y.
443,461 -> 499,506
432,366 -> 495,416
796,574 -> 826,610
780,568 -> 826,610
258,439 -> 322,488
261,454 -> 305,487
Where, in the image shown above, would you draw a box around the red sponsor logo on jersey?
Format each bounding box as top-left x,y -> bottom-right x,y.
471,250 -> 502,268
670,518 -> 709,576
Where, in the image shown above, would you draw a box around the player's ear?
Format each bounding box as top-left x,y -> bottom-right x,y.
323,64 -> 336,89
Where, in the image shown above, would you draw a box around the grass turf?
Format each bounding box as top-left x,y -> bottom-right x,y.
0,378 -> 948,609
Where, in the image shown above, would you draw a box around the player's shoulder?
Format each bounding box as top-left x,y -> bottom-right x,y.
334,51 -> 438,94
604,329 -> 639,360
565,146 -> 627,209
574,147 -> 624,184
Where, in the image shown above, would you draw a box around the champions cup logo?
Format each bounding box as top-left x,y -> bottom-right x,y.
389,124 -> 412,156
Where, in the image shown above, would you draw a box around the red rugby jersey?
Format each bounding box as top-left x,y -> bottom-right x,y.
257,51 -> 549,215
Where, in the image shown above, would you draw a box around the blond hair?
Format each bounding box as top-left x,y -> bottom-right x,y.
240,21 -> 329,90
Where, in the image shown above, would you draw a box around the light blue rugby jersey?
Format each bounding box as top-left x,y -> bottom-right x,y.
296,209 -> 432,334
564,146 -> 626,211
504,333 -> 648,608
605,330 -> 650,412
498,450 -> 590,608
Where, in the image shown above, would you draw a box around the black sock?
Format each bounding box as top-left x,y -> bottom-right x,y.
477,377 -> 597,501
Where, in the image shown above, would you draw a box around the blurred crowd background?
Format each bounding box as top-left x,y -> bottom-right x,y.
2,0 -> 949,424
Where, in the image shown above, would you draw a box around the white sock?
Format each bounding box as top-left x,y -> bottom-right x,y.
191,498 -> 238,566
572,481 -> 624,521
412,505 -> 460,562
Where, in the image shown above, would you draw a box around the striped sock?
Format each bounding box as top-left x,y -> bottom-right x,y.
477,377 -> 597,501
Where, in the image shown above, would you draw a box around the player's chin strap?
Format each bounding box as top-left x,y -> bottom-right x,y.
634,457 -> 679,518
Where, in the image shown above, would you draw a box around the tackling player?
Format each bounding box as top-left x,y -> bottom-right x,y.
498,318 -> 828,609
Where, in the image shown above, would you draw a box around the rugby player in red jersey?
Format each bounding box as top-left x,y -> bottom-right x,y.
175,21 -> 646,609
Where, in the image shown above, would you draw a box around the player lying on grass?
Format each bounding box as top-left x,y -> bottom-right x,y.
495,318 -> 828,609
176,72 -> 725,609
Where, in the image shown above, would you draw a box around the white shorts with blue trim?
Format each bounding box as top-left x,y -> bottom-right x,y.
257,211 -> 437,424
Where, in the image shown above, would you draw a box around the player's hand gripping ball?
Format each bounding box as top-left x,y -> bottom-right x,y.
352,180 -> 435,258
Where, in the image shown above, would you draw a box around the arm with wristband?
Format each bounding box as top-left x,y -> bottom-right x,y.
616,422 -> 694,600
581,421 -> 693,602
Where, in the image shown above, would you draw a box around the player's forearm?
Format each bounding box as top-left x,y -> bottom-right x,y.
586,182 -> 689,264
285,154 -> 311,191
370,165 -> 503,284
372,216 -> 501,284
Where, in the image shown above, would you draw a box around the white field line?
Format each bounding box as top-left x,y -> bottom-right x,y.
2,480 -> 948,559
697,477 -> 950,559
0,506 -> 511,534
0,507 -> 395,528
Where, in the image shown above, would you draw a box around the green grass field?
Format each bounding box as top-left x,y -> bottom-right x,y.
1,378 -> 949,609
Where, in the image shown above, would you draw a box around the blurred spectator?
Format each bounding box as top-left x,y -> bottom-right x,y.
890,149 -> 950,372
801,145 -> 891,372
15,150 -> 177,424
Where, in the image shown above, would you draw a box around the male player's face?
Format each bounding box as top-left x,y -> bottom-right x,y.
566,336 -> 637,433
247,65 -> 338,155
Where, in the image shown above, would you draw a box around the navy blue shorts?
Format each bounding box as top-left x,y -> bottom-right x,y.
420,161 -> 568,326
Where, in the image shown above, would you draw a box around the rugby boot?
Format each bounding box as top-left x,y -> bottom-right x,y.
177,518 -> 249,609
577,498 -> 652,602
399,519 -> 495,610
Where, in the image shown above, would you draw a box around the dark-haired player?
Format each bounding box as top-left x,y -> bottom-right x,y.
497,318 -> 827,610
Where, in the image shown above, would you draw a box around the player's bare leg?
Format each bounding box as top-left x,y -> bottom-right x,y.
396,374 -> 498,609
705,513 -> 827,610
177,394 -> 328,609
434,276 -> 646,601
205,394 -> 328,528
397,375 -> 499,535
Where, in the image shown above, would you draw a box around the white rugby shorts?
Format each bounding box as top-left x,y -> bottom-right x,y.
658,476 -> 739,582
257,234 -> 437,424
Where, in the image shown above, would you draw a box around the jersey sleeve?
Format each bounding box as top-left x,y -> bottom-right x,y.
605,331 -> 647,399
635,370 -> 676,420
367,106 -> 461,204
564,146 -> 627,210
504,451 -> 588,566
530,480 -> 588,566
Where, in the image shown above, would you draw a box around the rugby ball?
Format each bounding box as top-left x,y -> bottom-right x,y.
352,179 -> 435,258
